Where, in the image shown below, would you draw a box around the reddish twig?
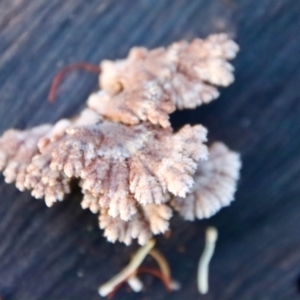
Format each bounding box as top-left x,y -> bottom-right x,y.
137,267 -> 173,291
48,62 -> 101,102
106,266 -> 172,299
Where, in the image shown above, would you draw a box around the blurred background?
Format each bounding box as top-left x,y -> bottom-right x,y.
0,0 -> 300,299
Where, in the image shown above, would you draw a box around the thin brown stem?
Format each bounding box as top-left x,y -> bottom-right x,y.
137,267 -> 173,291
48,62 -> 101,102
149,249 -> 171,279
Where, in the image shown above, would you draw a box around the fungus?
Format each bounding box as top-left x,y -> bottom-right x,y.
87,34 -> 238,128
198,227 -> 218,294
50,121 -> 207,221
171,142 -> 241,220
0,33 -> 241,296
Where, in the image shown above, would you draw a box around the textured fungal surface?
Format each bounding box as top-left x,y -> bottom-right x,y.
172,142 -> 241,220
0,34 -> 241,245
99,203 -> 172,245
88,34 -> 239,128
0,125 -> 53,191
0,109 -> 102,207
51,121 -> 208,221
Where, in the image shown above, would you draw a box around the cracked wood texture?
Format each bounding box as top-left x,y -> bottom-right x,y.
0,0 -> 299,299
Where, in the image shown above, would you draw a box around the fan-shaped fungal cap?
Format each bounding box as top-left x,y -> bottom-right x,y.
51,121 -> 208,221
88,34 -> 238,127
172,142 -> 241,220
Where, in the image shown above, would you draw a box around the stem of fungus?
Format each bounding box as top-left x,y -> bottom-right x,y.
149,248 -> 180,291
98,239 -> 155,297
106,247 -> 178,298
48,62 -> 101,102
149,249 -> 171,279
197,227 -> 218,294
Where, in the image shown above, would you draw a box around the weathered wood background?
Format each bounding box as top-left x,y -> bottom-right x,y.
0,0 -> 300,299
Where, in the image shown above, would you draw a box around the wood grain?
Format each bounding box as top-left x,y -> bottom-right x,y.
0,0 -> 300,299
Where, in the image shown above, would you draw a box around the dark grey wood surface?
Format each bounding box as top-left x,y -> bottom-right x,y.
0,0 -> 300,299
